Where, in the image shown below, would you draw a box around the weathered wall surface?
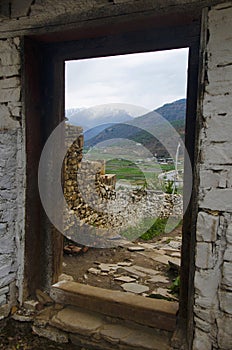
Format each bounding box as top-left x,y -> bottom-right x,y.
193,3 -> 232,350
0,0 -> 227,39
0,1 -> 231,349
0,37 -> 25,316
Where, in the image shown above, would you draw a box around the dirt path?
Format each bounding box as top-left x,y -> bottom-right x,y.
63,226 -> 182,300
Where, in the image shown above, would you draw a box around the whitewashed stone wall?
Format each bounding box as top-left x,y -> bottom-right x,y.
0,37 -> 25,317
193,3 -> 232,349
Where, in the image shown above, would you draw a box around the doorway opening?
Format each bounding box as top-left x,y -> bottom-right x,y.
62,49 -> 188,304
24,14 -> 201,349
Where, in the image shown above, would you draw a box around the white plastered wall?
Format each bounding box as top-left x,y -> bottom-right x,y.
193,3 -> 232,349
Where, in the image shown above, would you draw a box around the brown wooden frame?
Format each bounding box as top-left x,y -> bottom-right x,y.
23,11 -> 202,349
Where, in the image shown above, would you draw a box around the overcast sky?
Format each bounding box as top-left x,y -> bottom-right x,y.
65,48 -> 189,111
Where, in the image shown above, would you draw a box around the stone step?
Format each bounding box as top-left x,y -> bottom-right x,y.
33,305 -> 172,350
50,281 -> 178,332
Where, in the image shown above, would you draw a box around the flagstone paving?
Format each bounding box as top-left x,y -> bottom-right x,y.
63,226 -> 182,301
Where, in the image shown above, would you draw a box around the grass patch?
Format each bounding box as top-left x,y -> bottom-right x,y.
139,217 -> 168,241
106,159 -> 145,181
160,164 -> 175,172
120,217 -> 156,241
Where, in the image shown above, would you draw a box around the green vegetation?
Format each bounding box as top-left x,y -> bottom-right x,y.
106,159 -> 144,180
160,164 -> 176,172
105,158 -> 175,187
163,179 -> 178,194
139,217 -> 168,241
169,275 -> 180,296
121,217 -> 156,241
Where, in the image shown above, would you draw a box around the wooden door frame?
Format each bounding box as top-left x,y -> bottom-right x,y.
23,11 -> 202,349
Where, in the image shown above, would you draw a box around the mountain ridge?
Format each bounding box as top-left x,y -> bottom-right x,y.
66,103 -> 148,131
84,98 -> 186,157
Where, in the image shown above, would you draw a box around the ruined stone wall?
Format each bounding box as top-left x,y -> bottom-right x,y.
193,3 -> 232,350
0,38 -> 25,316
63,125 -> 183,242
64,124 -> 117,233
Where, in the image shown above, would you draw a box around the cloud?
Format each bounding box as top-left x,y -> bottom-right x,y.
65,48 -> 189,111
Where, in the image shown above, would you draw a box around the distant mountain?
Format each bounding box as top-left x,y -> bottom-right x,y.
155,98 -> 186,122
65,108 -> 84,119
66,103 -> 148,131
85,99 -> 186,157
84,123 -> 115,141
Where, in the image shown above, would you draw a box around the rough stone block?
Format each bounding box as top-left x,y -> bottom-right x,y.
206,116 -> 232,143
50,306 -> 105,335
0,223 -> 7,234
219,290 -> 232,314
224,244 -> 232,262
195,242 -> 215,269
203,94 -> 231,117
199,170 -> 220,189
194,269 -> 219,308
0,294 -> 6,306
206,80 -> 232,96
199,189 -> 232,212
196,212 -> 219,242
222,262 -> 232,288
11,106 -> 21,117
0,87 -> 20,103
208,65 -> 232,84
0,264 -> 12,279
0,286 -> 9,296
0,39 -> 15,52
0,105 -> 10,118
0,77 -> 20,89
0,65 -> 20,77
218,175 -> 227,188
0,114 -> 19,130
217,314 -> 232,349
0,234 -> 16,254
0,51 -> 20,66
193,328 -> 212,350
194,316 -> 211,333
226,223 -> 232,244
201,142 -> 232,166
32,325 -> 69,343
99,324 -> 133,344
0,274 -> 15,289
194,307 -> 215,325
121,327 -> 171,350
51,281 -> 178,331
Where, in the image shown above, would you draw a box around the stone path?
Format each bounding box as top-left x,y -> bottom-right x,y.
63,230 -> 182,301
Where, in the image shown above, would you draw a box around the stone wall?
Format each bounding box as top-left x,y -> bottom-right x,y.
193,3 -> 232,350
0,37 -> 25,316
0,1 -> 231,349
63,125 -> 182,243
